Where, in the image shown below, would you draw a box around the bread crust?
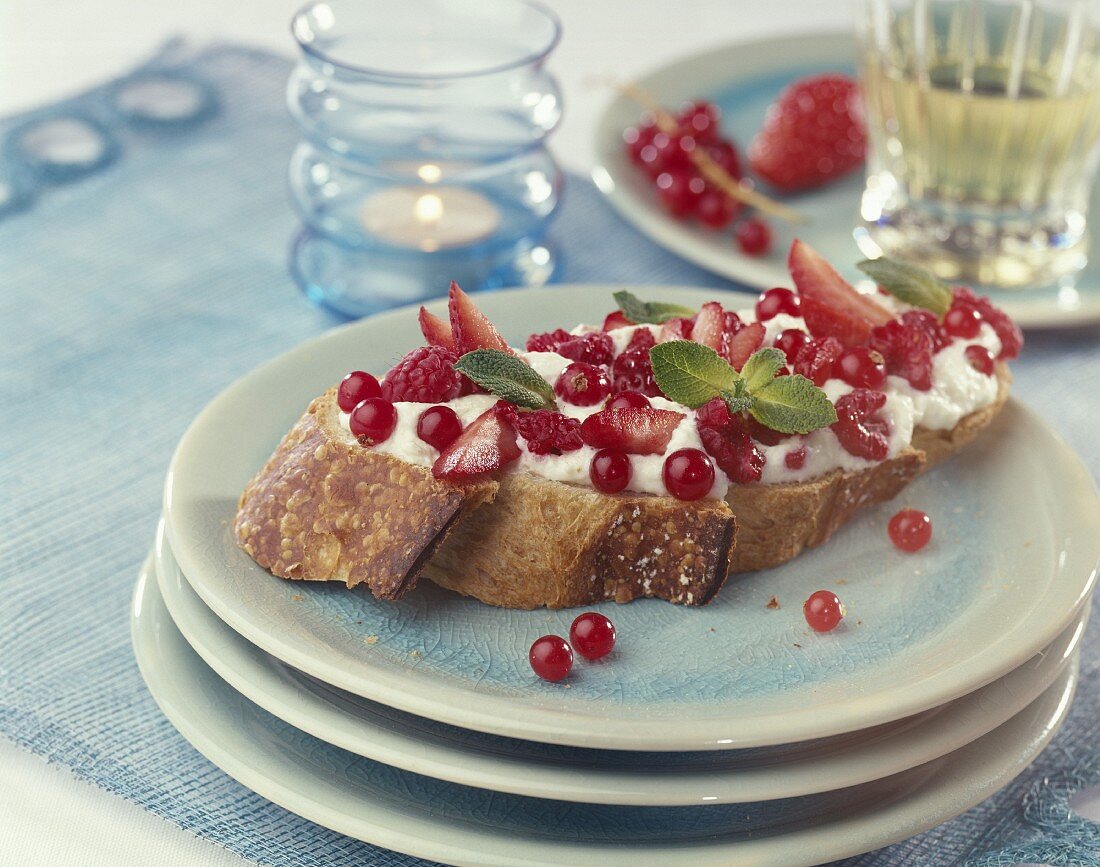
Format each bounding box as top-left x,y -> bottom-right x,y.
425,473 -> 736,608
234,388 -> 496,601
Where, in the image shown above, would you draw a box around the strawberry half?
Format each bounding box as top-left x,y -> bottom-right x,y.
432,407 -> 520,481
448,282 -> 512,355
747,73 -> 866,193
418,307 -> 456,351
579,406 -> 684,456
658,316 -> 694,342
690,301 -> 726,351
788,240 -> 890,346
726,321 -> 765,370
602,310 -> 634,331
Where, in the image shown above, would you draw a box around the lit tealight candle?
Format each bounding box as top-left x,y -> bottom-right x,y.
360,184 -> 502,252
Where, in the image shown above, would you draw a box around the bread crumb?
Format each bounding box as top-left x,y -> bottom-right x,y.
291,594 -> 302,602
793,643 -> 802,648
708,627 -> 715,632
766,596 -> 780,610
835,578 -> 848,586
364,635 -> 379,645
410,649 -> 422,659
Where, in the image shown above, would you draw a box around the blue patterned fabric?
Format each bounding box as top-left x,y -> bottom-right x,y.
0,41 -> 1098,867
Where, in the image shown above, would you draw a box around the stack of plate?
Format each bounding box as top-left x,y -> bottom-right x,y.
135,286 -> 1100,866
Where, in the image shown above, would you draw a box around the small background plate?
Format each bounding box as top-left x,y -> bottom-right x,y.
591,31 -> 1100,329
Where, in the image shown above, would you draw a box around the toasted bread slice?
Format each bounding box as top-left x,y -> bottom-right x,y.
234,388 -> 497,601
725,363 -> 1011,573
236,387 -> 737,607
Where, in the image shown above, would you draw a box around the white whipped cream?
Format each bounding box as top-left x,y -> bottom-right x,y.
340,304 -> 1004,498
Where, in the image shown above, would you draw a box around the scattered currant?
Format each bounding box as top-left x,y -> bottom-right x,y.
416,405 -> 463,451
964,345 -> 995,376
529,635 -> 573,682
570,612 -> 617,660
803,590 -> 845,632
755,287 -> 801,322
663,448 -> 715,501
835,346 -> 887,389
735,217 -> 773,256
606,390 -> 651,411
888,509 -> 933,552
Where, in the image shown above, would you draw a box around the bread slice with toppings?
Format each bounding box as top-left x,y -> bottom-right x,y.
235,386 -> 736,607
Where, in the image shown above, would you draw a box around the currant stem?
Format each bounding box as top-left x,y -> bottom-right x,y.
611,79 -> 806,225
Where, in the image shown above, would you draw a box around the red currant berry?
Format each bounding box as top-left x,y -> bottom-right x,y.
655,170 -> 706,218
529,635 -> 573,682
349,397 -> 397,444
706,140 -> 741,177
755,287 -> 801,322
623,121 -> 657,164
338,371 -> 382,412
774,328 -> 812,363
555,362 -> 612,406
590,448 -> 631,494
943,305 -> 983,339
804,590 -> 845,633
835,347 -> 887,389
735,217 -> 772,256
662,448 -> 715,501
785,445 -> 807,470
888,509 -> 932,552
606,391 -> 650,411
964,345 -> 995,376
695,188 -> 740,228
678,100 -> 721,142
416,405 -> 463,451
570,612 -> 617,660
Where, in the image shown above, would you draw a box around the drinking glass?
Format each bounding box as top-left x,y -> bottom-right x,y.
857,0 -> 1100,289
288,0 -> 563,317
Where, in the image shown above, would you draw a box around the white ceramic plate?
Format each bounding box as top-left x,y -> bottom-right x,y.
133,556 -> 1078,867
591,31 -> 1100,329
162,285 -> 1100,750
154,520 -> 1086,806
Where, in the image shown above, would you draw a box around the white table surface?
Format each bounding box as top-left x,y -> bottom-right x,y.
2,1 -> 853,863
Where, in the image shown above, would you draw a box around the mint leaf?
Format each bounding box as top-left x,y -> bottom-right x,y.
739,347 -> 787,393
650,340 -> 739,407
857,257 -> 952,316
454,350 -> 556,410
749,374 -> 838,434
613,290 -> 696,325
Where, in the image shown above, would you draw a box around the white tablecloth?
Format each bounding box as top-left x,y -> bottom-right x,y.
2,1 -> 852,862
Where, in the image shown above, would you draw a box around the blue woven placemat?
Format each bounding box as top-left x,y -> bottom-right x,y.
1,41 -> 1098,867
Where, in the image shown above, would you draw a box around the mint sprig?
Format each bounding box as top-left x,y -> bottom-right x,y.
650,341 -> 837,435
856,257 -> 952,316
453,350 -> 556,410
612,290 -> 696,325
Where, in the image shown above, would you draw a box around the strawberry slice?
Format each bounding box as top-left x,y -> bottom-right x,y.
432,407 -> 520,481
447,282 -> 512,355
602,310 -> 634,331
658,316 -> 694,342
726,321 -> 765,370
788,240 -> 890,346
690,302 -> 726,350
579,407 -> 684,456
418,307 -> 456,351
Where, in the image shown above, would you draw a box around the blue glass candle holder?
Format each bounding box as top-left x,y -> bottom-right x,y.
288,0 -> 564,318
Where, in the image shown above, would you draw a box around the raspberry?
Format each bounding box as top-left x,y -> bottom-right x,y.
868,320 -> 934,391
525,328 -> 571,353
951,288 -> 1023,360
612,349 -> 660,396
793,336 -> 842,386
745,414 -> 792,446
513,410 -> 583,456
695,398 -> 765,484
380,346 -> 463,403
626,328 -> 657,352
785,445 -> 807,470
900,309 -> 948,351
556,332 -> 615,367
832,389 -> 890,461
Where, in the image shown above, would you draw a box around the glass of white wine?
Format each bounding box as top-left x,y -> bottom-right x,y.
857,0 -> 1100,289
